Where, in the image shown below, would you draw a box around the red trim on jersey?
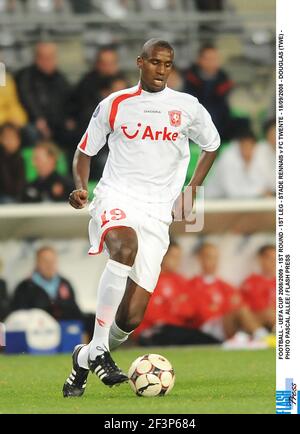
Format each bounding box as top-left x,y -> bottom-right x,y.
109,86 -> 142,130
88,225 -> 128,255
79,132 -> 88,151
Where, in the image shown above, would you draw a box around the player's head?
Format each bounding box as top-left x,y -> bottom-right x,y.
95,46 -> 119,76
36,246 -> 58,279
264,118 -> 276,149
0,123 -> 21,154
33,141 -> 59,178
197,43 -> 221,76
257,245 -> 276,277
34,41 -> 58,75
161,240 -> 181,273
137,39 -> 174,92
195,242 -> 219,276
236,130 -> 257,164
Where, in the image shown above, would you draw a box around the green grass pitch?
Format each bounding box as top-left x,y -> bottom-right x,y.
0,347 -> 275,414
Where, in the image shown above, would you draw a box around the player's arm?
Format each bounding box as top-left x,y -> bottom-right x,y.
173,151 -> 217,219
173,102 -> 220,219
68,99 -> 111,210
69,149 -> 91,209
186,149 -> 218,196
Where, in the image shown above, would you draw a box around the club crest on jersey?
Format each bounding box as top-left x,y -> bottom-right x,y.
168,110 -> 181,127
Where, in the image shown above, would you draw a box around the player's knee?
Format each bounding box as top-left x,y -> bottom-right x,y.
112,242 -> 138,266
106,229 -> 138,266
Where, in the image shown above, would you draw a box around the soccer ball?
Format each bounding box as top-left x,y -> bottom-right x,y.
128,353 -> 175,397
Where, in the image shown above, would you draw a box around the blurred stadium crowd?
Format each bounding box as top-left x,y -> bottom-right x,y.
0,40 -> 275,203
0,239 -> 275,348
0,0 -> 275,349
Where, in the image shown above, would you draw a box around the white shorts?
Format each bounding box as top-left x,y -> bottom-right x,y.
88,189 -> 170,292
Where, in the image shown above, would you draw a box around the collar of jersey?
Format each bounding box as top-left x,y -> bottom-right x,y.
138,81 -> 169,96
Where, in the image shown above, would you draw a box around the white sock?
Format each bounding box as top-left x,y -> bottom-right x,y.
253,327 -> 269,340
109,320 -> 133,351
77,259 -> 131,366
77,343 -> 90,369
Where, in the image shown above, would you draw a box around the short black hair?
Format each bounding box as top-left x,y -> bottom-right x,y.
0,122 -> 20,136
193,240 -> 217,255
141,39 -> 174,59
198,43 -> 217,56
96,45 -> 117,59
235,129 -> 256,142
258,244 -> 275,256
36,245 -> 56,258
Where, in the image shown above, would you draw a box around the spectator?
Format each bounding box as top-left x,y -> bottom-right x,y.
189,243 -> 269,344
256,118 -> 276,194
240,245 -> 276,331
0,123 -> 26,203
22,141 -> 73,202
184,44 -> 234,140
135,241 -> 220,346
10,246 -> 93,339
205,130 -> 274,198
16,41 -> 71,147
167,66 -> 183,91
0,73 -> 27,128
69,46 -> 124,139
0,259 -> 9,322
107,74 -> 128,95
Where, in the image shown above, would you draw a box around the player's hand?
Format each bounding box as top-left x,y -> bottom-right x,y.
69,189 -> 88,209
172,188 -> 196,222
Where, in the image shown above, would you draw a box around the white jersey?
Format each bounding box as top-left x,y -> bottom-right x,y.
78,83 -> 220,222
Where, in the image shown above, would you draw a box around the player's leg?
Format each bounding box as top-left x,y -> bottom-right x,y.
63,226 -> 138,395
109,278 -> 151,350
109,216 -> 169,350
87,227 -> 138,358
86,227 -> 139,386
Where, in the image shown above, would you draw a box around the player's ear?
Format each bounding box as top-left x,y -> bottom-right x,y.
137,56 -> 143,69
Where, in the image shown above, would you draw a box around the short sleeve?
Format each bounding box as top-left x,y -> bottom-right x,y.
188,102 -> 220,152
77,98 -> 111,156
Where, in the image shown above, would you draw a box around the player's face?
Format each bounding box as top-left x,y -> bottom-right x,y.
198,245 -> 219,275
36,249 -> 58,280
259,248 -> 276,277
137,47 -> 174,92
162,245 -> 181,273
